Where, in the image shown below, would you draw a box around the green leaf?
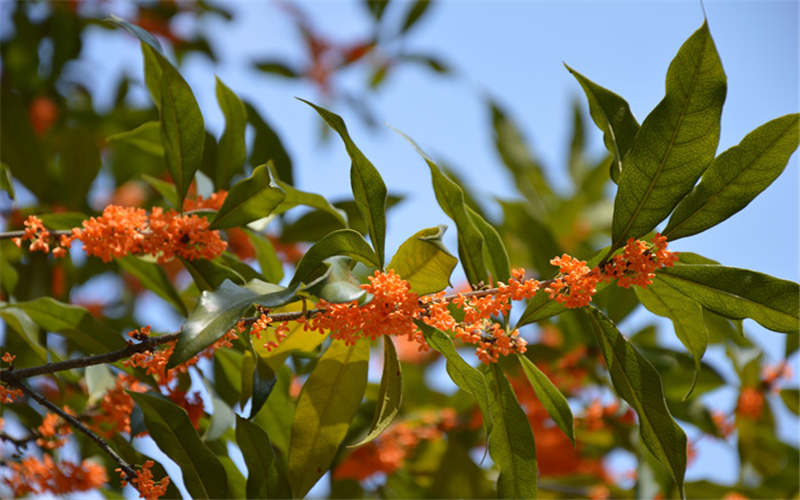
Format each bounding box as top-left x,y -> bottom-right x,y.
467,206 -> 511,284
215,77 -> 248,188
780,389 -> 800,416
586,307 -> 687,496
56,127 -> 102,208
245,101 -> 294,186
400,0 -> 433,33
0,162 -> 15,200
657,264 -> 799,333
236,415 -> 279,499
486,364 -> 538,499
7,298 -> 125,353
117,256 -> 188,316
271,177 -> 348,226
365,0 -> 390,21
142,174 -> 179,208
612,22 -> 726,246
245,229 -> 284,283
0,308 -> 48,363
300,99 -> 388,267
288,229 -> 379,289
130,392 -> 228,499
664,113 -> 800,240
490,100 -> 554,211
517,354 -> 575,444
202,378 -> 236,442
210,164 -> 286,229
253,301 -> 330,368
349,336 -> 402,447
108,121 -> 164,157
0,88 -> 47,199
252,60 -> 299,78
169,280 -> 298,368
565,65 -> 640,183
498,200 -> 562,278
254,365 -> 295,457
387,225 -> 457,295
181,257 -> 245,291
397,130 -> 488,285
305,256 -> 366,304
85,365 -> 116,405
249,355 -> 276,419
107,15 -> 164,55
288,339 -> 370,497
417,322 -> 492,434
635,278 -> 708,398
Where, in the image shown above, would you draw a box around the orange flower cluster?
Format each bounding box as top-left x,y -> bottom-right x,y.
36,412 -> 72,450
736,387 -> 765,420
3,455 -> 107,497
118,460 -> 171,500
182,190 -> 227,212
13,207 -> 227,264
1,353 -> 23,403
546,234 -> 678,308
301,269 -> 538,364
94,373 -> 148,437
334,408 -> 458,481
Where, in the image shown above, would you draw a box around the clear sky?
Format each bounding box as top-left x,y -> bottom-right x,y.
21,0 -> 800,496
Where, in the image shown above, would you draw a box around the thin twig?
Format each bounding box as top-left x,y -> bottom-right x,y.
0,229 -> 73,240
0,431 -> 37,449
7,378 -> 137,480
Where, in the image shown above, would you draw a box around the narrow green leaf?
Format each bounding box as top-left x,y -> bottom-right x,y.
657,264 -> 799,333
210,164 -> 286,229
142,174 -> 179,208
567,98 -> 587,181
289,229 -> 379,289
249,355 -> 276,419
612,22 -> 727,246
245,229 -> 284,283
245,101 -> 294,186
365,0 -> 390,21
215,77 -> 248,188
635,278 -> 708,398
117,256 -> 188,316
107,16 -> 164,55
181,257 -> 245,291
305,256 -> 366,304
8,298 -> 125,353
517,355 -> 575,444
0,163 -> 15,200
254,365 -> 295,457
586,307 -> 687,496
236,415 -> 278,499
400,0 -> 432,33
0,88 -> 47,199
288,339 -> 370,497
387,225 -> 457,295
664,113 -> 800,240
565,65 -> 640,183
0,308 -> 48,363
202,378 -> 235,442
417,322 -> 492,434
130,392 -> 228,499
486,364 -> 538,499
349,336 -> 403,447
299,99 -> 388,267
252,60 -> 299,78
780,389 -> 800,416
270,171 -> 347,226
396,130 -> 488,285
108,121 -> 164,157
467,206 -> 511,284
169,280 -> 297,368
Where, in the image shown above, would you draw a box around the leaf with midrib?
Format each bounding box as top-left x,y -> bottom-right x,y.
348,336 -> 402,447
387,225 -> 458,295
565,64 -> 640,183
236,415 -> 277,499
467,206 -> 511,284
300,99 -> 387,267
517,354 -> 575,444
214,77 -> 248,188
586,307 -> 687,496
664,113 -> 800,240
288,229 -> 379,289
612,22 -> 727,247
210,163 -> 286,229
656,264 -> 799,334
130,392 -> 229,499
288,339 -> 369,497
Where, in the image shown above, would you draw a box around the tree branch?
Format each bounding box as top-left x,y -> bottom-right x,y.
6,378 -> 138,480
0,229 -> 73,240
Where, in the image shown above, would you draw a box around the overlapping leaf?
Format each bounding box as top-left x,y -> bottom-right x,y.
210,164 -> 286,229
387,225 -> 457,294
214,77 -> 248,188
517,354 -> 575,444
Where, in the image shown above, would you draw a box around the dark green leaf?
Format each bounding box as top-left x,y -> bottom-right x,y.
498,200 -> 562,277
517,354 -> 575,444
300,99 -> 388,267
107,16 -> 164,55
467,206 -> 511,284
245,101 -> 294,186
202,378 -> 235,442
210,164 -> 286,229
108,122 -> 164,157
0,89 -> 47,199
664,113 -> 800,240
254,365 -> 295,457
289,229 -> 379,289
288,339 -> 370,497
349,336 -> 402,447
249,355 -> 276,419
657,264 -> 799,333
400,0 -> 432,34
401,53 -> 450,74
305,256 -> 366,304
0,163 -> 15,200
486,364 -> 538,499
130,392 -> 228,499
142,174 -> 179,208
635,278 -> 708,398
612,22 -> 726,246
780,389 -> 799,416
236,415 -> 279,499
586,307 -> 687,495
397,130 -> 488,285
215,77 -> 248,188
387,225 -> 457,294
245,229 -> 284,283
252,60 -> 299,78
117,256 -> 188,316
181,257 -> 245,291
365,0 -> 390,21
56,127 -> 102,208
565,65 -> 640,183
169,280 -> 297,367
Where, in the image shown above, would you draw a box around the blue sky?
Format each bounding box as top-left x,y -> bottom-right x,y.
7,0 -> 799,496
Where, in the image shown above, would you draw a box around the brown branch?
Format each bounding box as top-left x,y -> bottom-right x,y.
0,229 -> 73,240
6,378 -> 138,480
0,431 -> 37,449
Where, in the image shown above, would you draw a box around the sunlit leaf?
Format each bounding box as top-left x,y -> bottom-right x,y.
517,354 -> 575,444
349,336 -> 402,447
388,225 -> 457,295
288,229 -> 379,289
210,164 -> 286,229
215,77 -> 248,188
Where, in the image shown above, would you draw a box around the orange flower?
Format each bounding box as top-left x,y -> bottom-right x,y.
2,351 -> 15,363
118,460 -> 170,500
36,412 -> 72,450
3,455 -> 107,496
737,387 -> 765,420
